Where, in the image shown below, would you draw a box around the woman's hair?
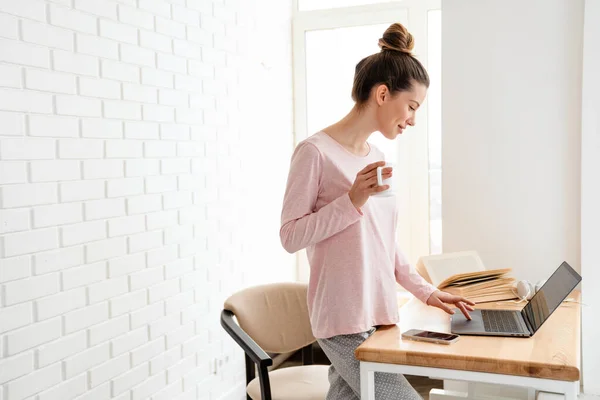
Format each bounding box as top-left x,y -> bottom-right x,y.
351,23 -> 430,106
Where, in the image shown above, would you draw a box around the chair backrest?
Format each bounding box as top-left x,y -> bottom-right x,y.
223,282 -> 315,354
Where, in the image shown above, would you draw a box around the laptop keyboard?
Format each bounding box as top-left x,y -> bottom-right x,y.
481,310 -> 522,333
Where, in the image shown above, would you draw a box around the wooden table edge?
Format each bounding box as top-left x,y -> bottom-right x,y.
354,348 -> 580,381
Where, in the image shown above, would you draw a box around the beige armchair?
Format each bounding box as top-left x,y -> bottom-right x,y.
220,282 -> 329,400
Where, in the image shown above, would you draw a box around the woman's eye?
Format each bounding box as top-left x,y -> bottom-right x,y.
409,106 -> 415,111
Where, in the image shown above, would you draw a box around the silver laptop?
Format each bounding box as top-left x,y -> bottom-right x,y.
451,261 -> 581,337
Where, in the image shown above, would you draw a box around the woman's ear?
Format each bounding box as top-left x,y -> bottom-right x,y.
375,84 -> 388,106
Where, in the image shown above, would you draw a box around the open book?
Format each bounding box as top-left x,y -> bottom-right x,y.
416,251 -> 518,303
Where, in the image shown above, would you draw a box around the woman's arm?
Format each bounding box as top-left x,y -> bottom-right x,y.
279,142 -> 362,254
394,245 -> 437,303
394,246 -> 475,318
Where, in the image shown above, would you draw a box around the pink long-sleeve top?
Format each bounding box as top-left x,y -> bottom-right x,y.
280,131 -> 437,339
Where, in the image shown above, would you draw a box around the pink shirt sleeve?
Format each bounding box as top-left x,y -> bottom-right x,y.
280,142 -> 363,254
394,244 -> 437,303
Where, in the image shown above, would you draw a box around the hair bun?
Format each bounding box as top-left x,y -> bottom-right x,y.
378,23 -> 414,55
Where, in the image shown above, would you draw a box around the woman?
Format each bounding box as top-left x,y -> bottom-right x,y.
280,23 -> 475,399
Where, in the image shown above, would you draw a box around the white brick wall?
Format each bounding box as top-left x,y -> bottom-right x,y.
0,0 -> 293,399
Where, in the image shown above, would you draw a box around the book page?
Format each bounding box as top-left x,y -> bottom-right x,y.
447,275 -> 505,287
420,251 -> 485,287
440,268 -> 511,287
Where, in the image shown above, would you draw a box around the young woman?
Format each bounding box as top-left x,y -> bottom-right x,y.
280,23 -> 475,399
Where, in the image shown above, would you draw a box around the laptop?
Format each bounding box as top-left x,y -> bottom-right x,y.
450,261 -> 581,337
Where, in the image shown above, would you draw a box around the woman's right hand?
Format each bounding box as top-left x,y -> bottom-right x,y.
348,161 -> 392,209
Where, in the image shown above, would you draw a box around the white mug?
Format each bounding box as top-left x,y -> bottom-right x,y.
373,162 -> 395,197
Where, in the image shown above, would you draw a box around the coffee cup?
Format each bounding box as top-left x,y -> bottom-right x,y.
373,162 -> 395,197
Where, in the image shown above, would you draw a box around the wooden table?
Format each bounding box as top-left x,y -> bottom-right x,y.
355,291 -> 581,400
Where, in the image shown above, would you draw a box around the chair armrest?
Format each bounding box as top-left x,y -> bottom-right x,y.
220,310 -> 273,368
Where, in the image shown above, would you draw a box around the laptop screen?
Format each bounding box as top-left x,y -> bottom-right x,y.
521,261 -> 581,334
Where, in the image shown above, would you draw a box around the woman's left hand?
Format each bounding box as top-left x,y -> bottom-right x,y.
426,290 -> 476,320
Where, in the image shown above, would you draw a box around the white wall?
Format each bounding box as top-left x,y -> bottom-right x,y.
580,0 -> 600,394
0,1 -> 294,399
442,0 -> 600,391
442,0 -> 583,284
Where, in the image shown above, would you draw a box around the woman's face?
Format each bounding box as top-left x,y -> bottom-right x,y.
374,82 -> 427,139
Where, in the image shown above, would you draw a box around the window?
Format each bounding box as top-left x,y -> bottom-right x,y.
427,9 -> 442,255
299,0 -> 398,11
292,0 -> 442,280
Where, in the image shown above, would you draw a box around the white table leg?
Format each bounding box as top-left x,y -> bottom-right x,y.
360,362 -> 376,400
528,387 -> 536,400
563,381 -> 579,400
538,383 -> 579,400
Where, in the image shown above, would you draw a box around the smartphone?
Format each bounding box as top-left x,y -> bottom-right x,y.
401,329 -> 460,345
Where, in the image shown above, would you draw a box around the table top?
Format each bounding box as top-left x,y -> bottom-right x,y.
355,291 -> 581,381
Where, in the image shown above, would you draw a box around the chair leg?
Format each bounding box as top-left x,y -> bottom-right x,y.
302,343 -> 314,365
258,364 -> 272,400
245,354 -> 255,400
